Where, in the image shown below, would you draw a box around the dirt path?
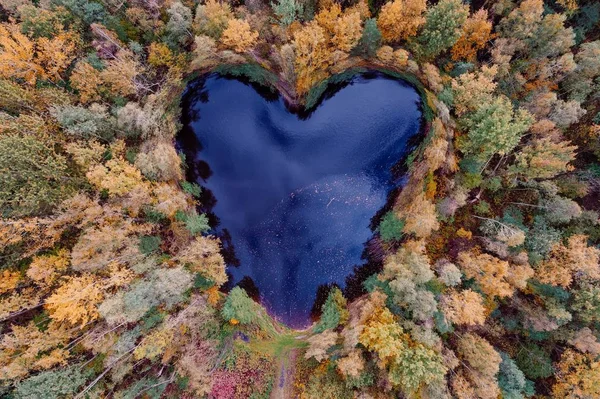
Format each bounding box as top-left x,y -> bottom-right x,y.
270,349 -> 298,399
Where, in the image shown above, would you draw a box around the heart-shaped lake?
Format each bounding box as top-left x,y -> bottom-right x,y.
178,72 -> 422,327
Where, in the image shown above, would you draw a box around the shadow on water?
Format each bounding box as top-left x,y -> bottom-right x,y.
177,72 -> 424,328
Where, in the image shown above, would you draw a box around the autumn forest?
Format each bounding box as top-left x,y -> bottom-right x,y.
0,0 -> 600,397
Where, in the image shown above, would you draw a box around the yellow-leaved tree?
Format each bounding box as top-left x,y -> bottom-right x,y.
377,0 -> 426,43
441,289 -> 487,326
220,19 -> 258,53
0,23 -> 44,84
451,9 -> 493,62
293,21 -> 331,95
45,274 -> 105,327
331,10 -> 363,52
35,31 -> 79,81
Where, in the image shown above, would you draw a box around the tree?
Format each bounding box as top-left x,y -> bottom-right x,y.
116,99 -> 166,140
415,0 -> 469,59
191,35 -> 218,69
70,60 -> 102,103
99,268 -> 192,325
378,211 -> 404,242
272,0 -> 303,27
194,0 -> 233,38
153,183 -> 190,218
569,328 -> 600,355
451,9 -> 493,62
388,345 -> 447,393
45,274 -> 105,326
458,95 -> 533,162
0,269 -> 20,294
498,353 -> 530,399
553,349 -> 600,398
315,287 -> 349,332
376,0 -> 426,44
99,50 -> 142,97
176,236 -> 227,286
53,0 -> 108,26
133,325 -> 173,361
389,277 -> 437,321
572,283 -> 600,323
451,65 -> 498,116
398,192 -> 439,238
510,138 -> 576,180
336,349 -> 364,378
536,234 -> 600,287
27,249 -> 70,286
331,11 -> 363,52
87,158 -> 145,196
498,0 -> 574,60
293,21 -> 331,95
51,103 -> 116,140
457,333 -> 502,390
305,329 -> 338,362
382,242 -> 434,284
0,78 -> 36,114
479,218 -> 526,247
514,342 -> 553,379
0,135 -> 73,217
134,141 -> 183,182
184,213 -> 210,236
574,40 -> 600,78
1,321 -> 73,380
549,99 -> 586,128
13,364 -> 87,399
565,39 -> 600,101
148,43 -> 177,69
541,195 -> 582,225
359,307 -> 407,365
35,31 -> 79,82
0,22 -> 44,85
17,5 -> 72,39
139,235 -> 161,255
437,261 -> 462,286
353,18 -> 381,58
221,287 -> 256,324
221,19 -> 258,53
457,251 -> 514,298
441,289 -> 486,326
165,2 -> 192,47
422,63 -> 443,92
315,4 -> 341,35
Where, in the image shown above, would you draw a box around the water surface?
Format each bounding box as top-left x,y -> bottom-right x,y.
178,73 -> 422,327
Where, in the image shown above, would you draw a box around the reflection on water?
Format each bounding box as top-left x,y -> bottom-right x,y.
178,73 -> 422,327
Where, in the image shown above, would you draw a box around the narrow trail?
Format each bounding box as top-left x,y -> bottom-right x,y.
270,349 -> 298,399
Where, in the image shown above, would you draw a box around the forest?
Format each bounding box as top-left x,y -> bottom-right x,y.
0,0 -> 599,397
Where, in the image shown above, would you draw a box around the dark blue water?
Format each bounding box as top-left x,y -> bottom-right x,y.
178,73 -> 422,327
